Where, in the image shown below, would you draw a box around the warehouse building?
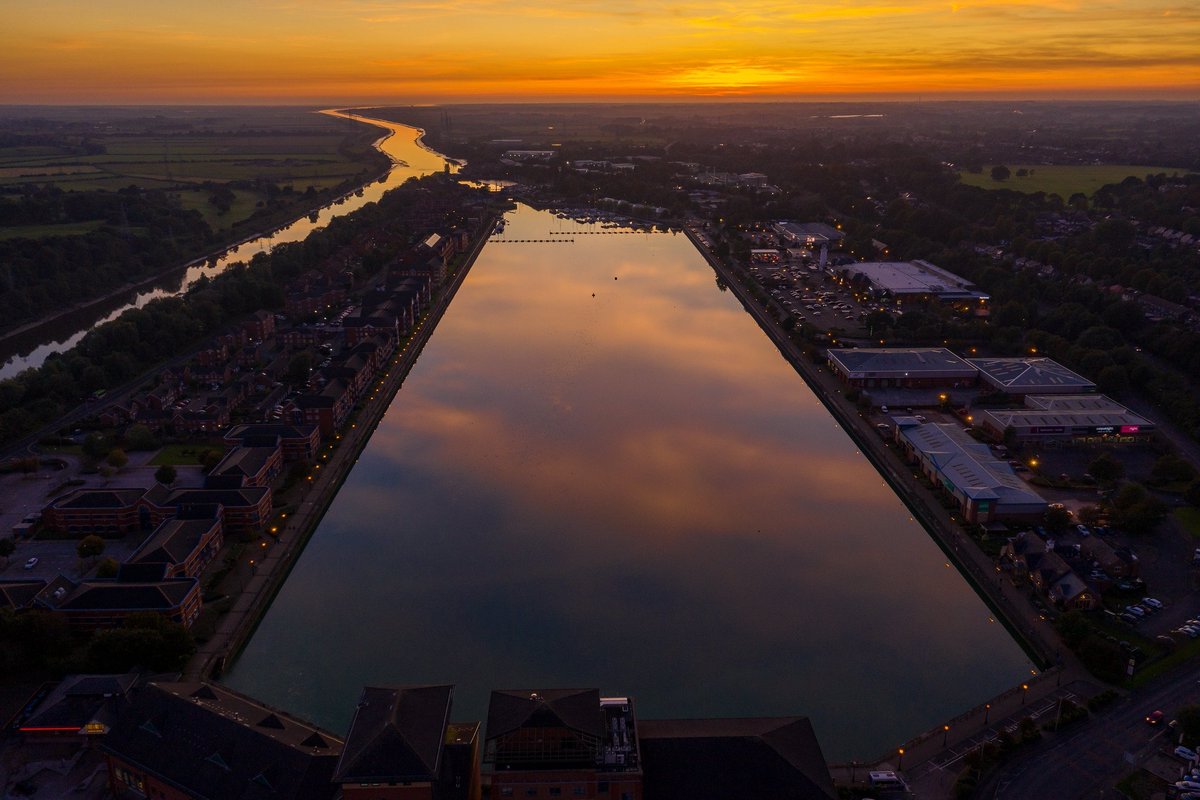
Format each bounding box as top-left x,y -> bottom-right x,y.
894,419 -> 1047,523
826,347 -> 977,389
974,394 -> 1154,444
837,260 -> 989,307
969,357 -> 1097,398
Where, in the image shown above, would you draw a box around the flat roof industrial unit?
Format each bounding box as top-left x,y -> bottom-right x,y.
773,221 -> 844,245
1023,394 -> 1124,411
826,347 -> 977,381
976,394 -> 1154,440
838,260 -> 989,302
895,421 -> 1046,518
968,357 -> 1097,395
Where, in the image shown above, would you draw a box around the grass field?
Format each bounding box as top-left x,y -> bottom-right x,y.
0,220 -> 106,241
175,188 -> 269,232
0,110 -> 381,230
958,165 -> 1186,198
1175,506 -> 1200,539
150,443 -> 226,466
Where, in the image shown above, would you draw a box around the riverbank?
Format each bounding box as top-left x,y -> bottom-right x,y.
681,223 -> 1065,666
184,214 -> 499,681
0,166 -> 391,368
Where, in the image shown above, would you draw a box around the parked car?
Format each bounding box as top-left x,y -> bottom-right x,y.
1143,597 -> 1164,609
1147,710 -> 1165,725
22,557 -> 38,570
1176,746 -> 1198,761
1124,605 -> 1145,617
1076,524 -> 1091,537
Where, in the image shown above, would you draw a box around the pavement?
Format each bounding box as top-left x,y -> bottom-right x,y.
684,223 -> 1117,797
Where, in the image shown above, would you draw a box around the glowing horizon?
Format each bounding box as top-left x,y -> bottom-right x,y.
2,0 -> 1198,104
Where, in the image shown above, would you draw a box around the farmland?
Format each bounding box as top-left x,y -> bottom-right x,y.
0,107 -> 389,334
0,106 -> 388,234
958,164 -> 1186,199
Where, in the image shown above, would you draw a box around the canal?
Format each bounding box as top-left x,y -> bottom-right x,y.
0,110 -> 453,380
223,188 -> 1034,758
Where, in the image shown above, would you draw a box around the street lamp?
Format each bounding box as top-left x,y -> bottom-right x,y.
943,725 -> 950,747
1021,683 -> 1029,704
897,748 -> 904,770
984,703 -> 991,724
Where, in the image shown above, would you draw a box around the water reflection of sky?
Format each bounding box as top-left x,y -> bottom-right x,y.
224,204 -> 1033,760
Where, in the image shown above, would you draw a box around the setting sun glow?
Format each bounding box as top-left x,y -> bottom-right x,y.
2,0 -> 1198,103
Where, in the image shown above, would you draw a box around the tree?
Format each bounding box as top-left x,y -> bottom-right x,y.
95,557 -> 119,578
1150,454 -> 1196,485
1088,453 -> 1125,484
990,165 -> 1011,182
1045,506 -> 1072,532
85,613 -> 196,672
82,432 -> 110,460
77,534 -> 105,563
106,448 -> 128,469
1112,483 -> 1169,534
154,464 -> 177,486
124,424 -> 159,451
1077,505 -> 1104,526
200,448 -> 224,472
0,538 -> 14,564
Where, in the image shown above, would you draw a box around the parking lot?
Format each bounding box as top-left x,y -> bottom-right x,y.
0,455 -> 203,581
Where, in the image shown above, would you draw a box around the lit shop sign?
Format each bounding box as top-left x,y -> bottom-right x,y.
1031,426 -> 1064,434
1094,426 -> 1115,434
1120,425 -> 1141,434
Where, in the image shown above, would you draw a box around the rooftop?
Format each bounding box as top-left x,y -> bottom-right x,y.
827,347 -> 976,378
897,422 -> 1047,507
840,260 -> 988,301
969,357 -> 1097,393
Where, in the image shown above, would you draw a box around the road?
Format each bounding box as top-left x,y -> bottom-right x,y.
979,658 -> 1200,798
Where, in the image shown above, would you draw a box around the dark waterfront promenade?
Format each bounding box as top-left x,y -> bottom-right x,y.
680,223 -> 1106,788
184,215 -> 498,681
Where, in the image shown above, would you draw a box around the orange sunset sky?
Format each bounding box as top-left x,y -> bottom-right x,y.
3,0 -> 1199,104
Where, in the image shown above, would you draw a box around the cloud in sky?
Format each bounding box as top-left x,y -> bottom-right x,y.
1,0 -> 1197,102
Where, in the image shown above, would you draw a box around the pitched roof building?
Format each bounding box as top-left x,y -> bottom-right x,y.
101,682 -> 343,800
335,685 -> 480,800
638,717 -> 835,800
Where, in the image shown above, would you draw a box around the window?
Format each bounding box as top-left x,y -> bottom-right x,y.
574,789 -> 586,797
526,789 -> 538,797
500,789 -> 513,797
550,789 -> 562,797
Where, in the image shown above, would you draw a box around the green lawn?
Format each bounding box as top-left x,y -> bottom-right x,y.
958,165 -> 1187,198
175,188 -> 268,231
150,443 -> 225,466
0,220 -> 106,241
1175,506 -> 1200,539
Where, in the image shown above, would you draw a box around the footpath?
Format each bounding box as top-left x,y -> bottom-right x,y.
184,215 -> 498,680
681,225 -> 1104,795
